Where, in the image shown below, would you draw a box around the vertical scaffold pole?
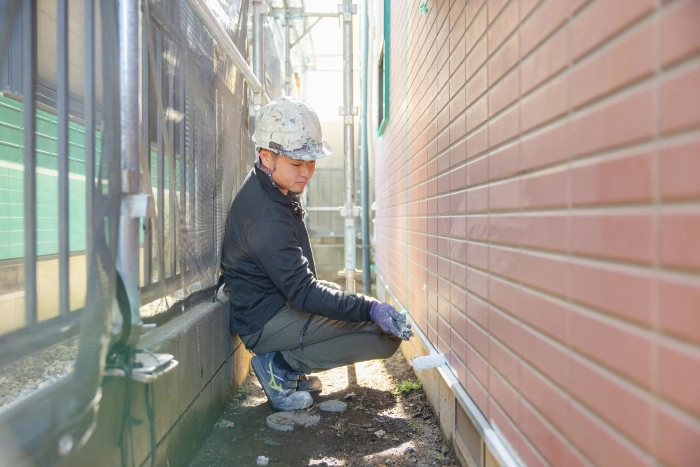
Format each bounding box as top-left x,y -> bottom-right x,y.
340,0 -> 357,293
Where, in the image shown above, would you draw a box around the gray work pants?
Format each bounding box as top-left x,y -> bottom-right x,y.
240,304 -> 402,374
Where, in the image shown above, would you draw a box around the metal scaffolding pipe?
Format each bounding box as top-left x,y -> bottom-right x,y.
340,0 -> 357,293
252,0 -> 264,109
186,0 -> 263,93
360,0 -> 370,294
118,0 -> 141,327
284,12 -> 292,96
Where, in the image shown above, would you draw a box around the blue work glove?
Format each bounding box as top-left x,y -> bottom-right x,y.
370,302 -> 413,340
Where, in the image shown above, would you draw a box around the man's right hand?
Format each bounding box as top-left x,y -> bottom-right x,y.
370,302 -> 413,340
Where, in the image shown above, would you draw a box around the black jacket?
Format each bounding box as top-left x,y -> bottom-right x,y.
221,167 -> 372,335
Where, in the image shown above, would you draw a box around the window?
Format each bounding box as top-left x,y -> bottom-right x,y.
376,0 -> 389,136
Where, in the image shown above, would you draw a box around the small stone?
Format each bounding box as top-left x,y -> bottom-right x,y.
403,447 -> 415,455
374,430 -> 385,438
319,400 -> 347,412
256,455 -> 269,466
266,411 -> 320,431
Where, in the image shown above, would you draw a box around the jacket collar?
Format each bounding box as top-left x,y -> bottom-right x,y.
254,166 -> 298,205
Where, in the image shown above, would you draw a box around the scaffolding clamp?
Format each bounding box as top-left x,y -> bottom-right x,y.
126,194 -> 155,219
337,3 -> 357,20
339,206 -> 360,219
339,105 -> 358,124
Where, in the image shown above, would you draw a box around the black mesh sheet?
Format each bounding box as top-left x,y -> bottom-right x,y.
139,0 -> 254,315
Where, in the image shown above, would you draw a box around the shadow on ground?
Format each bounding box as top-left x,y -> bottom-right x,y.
189,351 -> 458,467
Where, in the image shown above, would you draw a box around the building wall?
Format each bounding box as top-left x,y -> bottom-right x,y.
374,0 -> 700,465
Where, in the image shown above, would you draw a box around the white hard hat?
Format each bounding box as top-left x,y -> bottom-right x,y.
252,97 -> 332,161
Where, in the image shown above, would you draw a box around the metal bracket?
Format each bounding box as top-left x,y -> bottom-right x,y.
339,105 -> 358,124
338,3 -> 358,21
126,194 -> 155,219
339,206 -> 360,218
105,352 -> 178,384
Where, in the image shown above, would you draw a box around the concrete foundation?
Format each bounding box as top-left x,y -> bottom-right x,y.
59,295 -> 249,467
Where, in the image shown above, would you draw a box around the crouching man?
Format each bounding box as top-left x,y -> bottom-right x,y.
220,97 -> 412,411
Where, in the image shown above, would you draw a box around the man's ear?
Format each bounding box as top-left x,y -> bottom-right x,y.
259,149 -> 272,169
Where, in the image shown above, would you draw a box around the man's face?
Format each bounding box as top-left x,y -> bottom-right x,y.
260,149 -> 316,194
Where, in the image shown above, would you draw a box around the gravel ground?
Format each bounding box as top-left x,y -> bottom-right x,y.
0,338 -> 78,412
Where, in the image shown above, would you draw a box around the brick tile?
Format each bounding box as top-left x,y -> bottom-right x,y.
467,155 -> 489,186
520,213 -> 569,252
489,69 -> 520,117
569,356 -> 654,450
518,285 -> 569,341
490,305 -> 521,352
488,401 -> 522,458
659,277 -> 700,344
467,266 -> 489,299
467,126 -> 489,160
660,139 -> 700,201
488,33 -> 520,85
521,166 -> 568,209
451,328 -> 467,362
570,213 -> 655,264
489,369 -> 521,423
572,23 -> 654,109
518,436 -> 549,467
521,121 -> 569,171
519,324 -> 569,386
571,88 -> 654,158
489,104 -> 520,147
467,365 -> 490,413
465,37 -> 488,82
489,244 -> 521,280
465,3 -> 488,56
466,214 -> 489,240
659,343 -> 700,417
570,261 -> 654,325
521,29 -> 568,95
489,177 -> 521,211
489,213 -> 521,246
452,261 -> 467,289
450,139 -> 468,167
660,212 -> 700,272
571,150 -> 654,206
487,0 -> 511,25
489,274 -> 522,314
466,185 -> 488,212
467,240 -> 489,270
521,74 -> 569,132
466,66 -> 488,106
517,250 -> 569,298
520,401 -> 569,467
467,95 -> 489,134
449,164 -> 468,191
657,407 -> 700,467
468,317 -> 490,361
568,309 -> 653,387
661,65 -> 700,135
489,142 -> 520,180
467,291 -> 490,328
490,336 -> 520,387
450,113 -> 467,145
520,0 -> 569,57
520,362 -> 568,432
488,0 -> 520,54
661,0 -> 700,66
520,0 -> 544,20
570,0 -> 654,60
568,401 -> 651,467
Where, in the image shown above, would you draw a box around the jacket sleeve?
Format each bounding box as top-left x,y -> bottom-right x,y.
245,216 -> 373,322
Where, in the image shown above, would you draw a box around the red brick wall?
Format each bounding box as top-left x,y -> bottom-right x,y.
373,0 -> 700,465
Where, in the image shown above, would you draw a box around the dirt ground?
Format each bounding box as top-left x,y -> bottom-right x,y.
190,350 -> 458,467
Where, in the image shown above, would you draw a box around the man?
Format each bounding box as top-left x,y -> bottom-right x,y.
221,97 -> 412,411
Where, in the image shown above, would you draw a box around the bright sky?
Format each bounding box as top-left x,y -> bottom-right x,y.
298,0 -> 362,122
